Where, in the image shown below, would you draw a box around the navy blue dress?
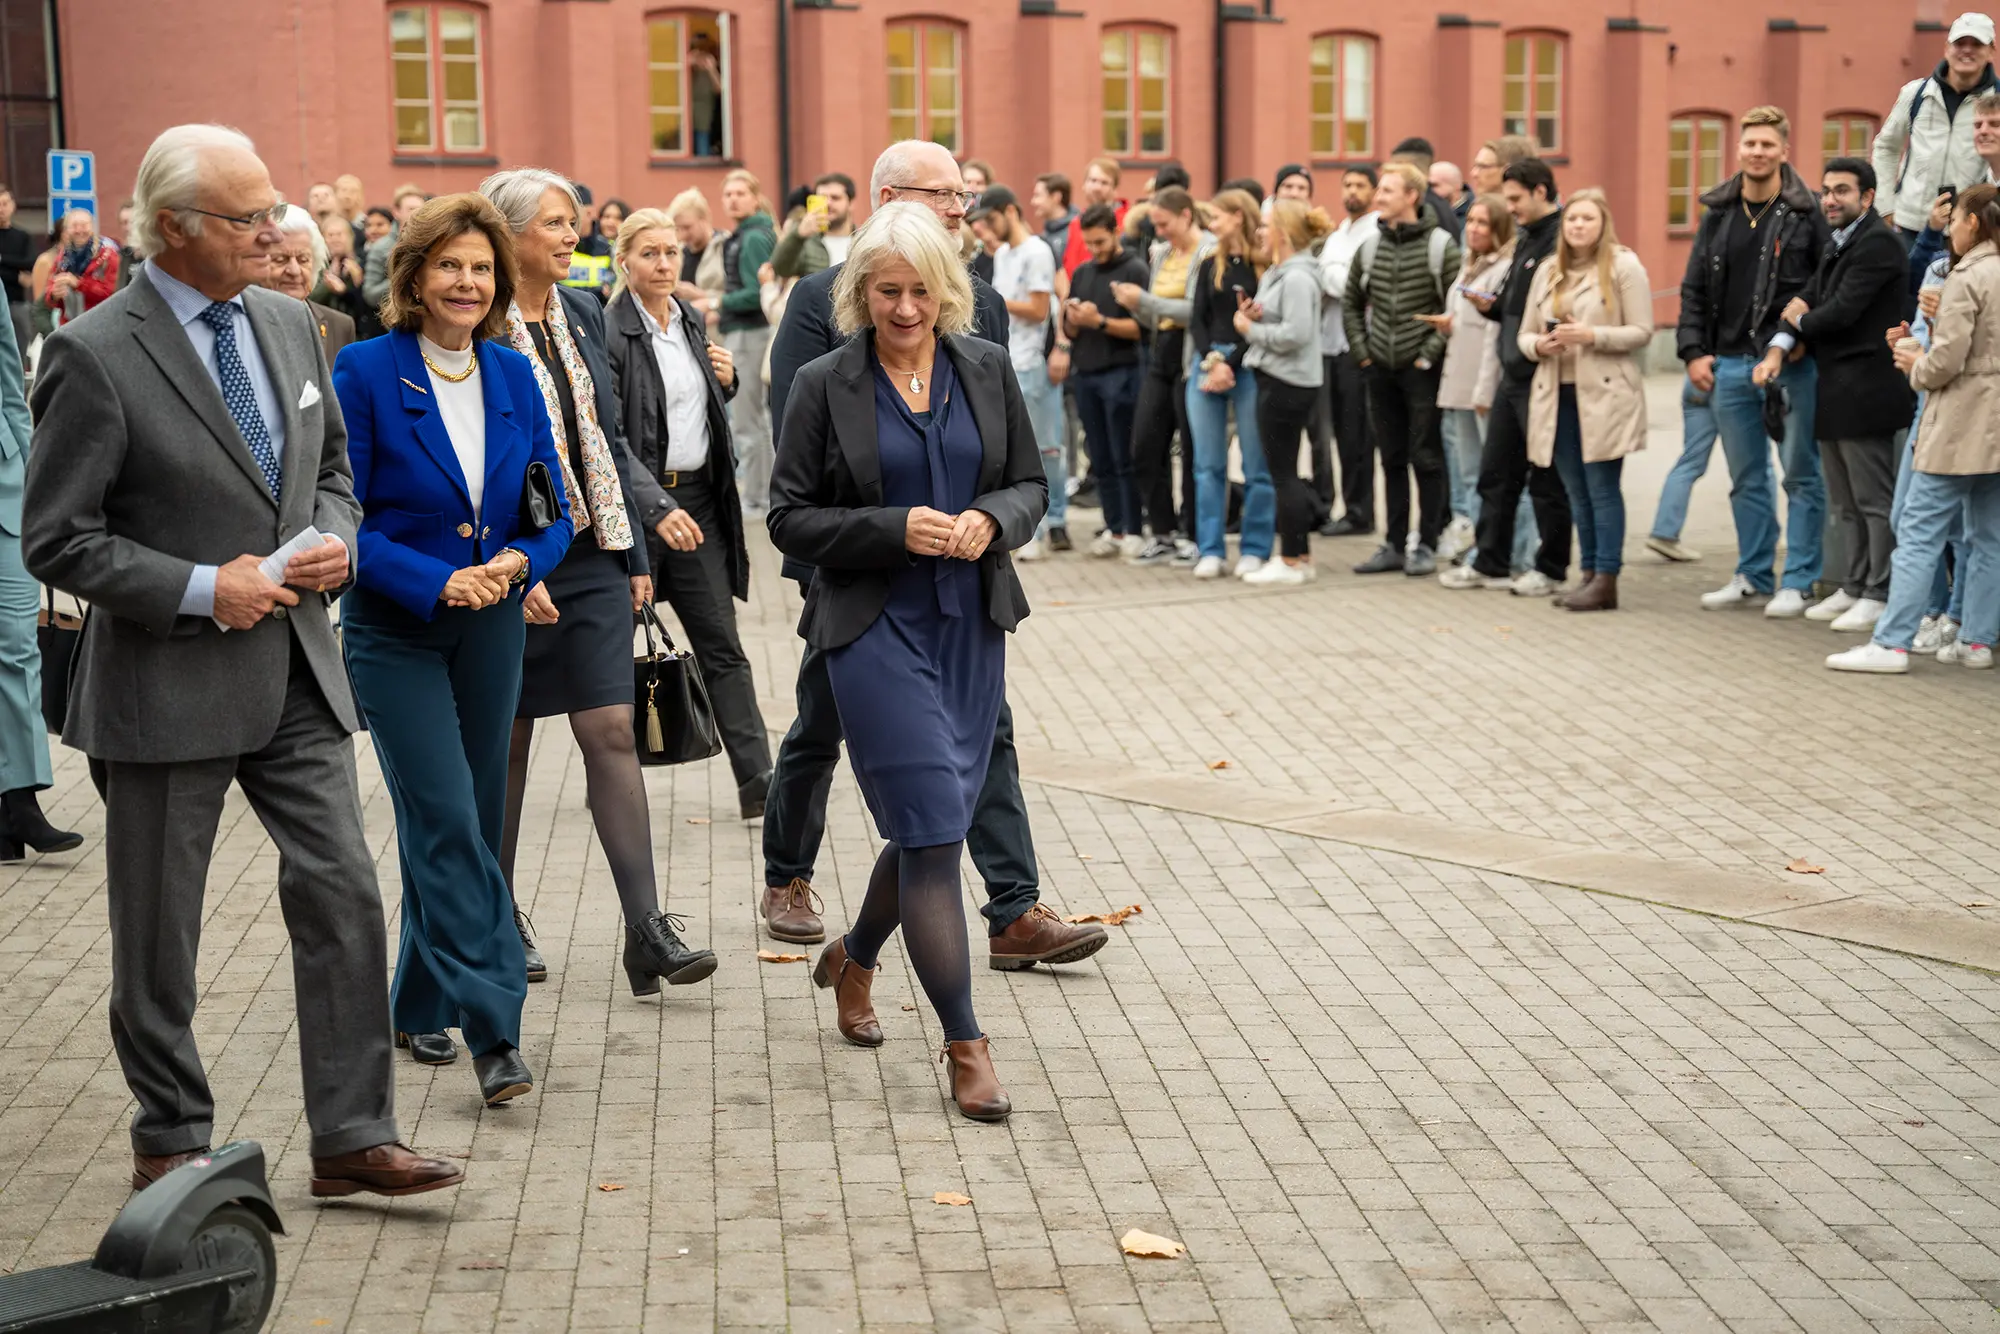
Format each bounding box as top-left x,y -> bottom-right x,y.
825,352 -> 1005,848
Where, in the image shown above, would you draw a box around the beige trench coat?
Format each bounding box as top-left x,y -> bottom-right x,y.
1517,247 -> 1654,466
1911,241 -> 2000,475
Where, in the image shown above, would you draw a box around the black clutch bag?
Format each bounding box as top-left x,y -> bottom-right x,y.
632,603 -> 723,766
37,588 -> 81,735
522,460 -> 560,530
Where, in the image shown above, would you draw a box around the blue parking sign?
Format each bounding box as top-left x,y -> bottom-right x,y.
47,149 -> 96,219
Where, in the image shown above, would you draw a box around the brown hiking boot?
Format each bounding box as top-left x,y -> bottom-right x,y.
988,904 -> 1109,971
762,877 -> 826,943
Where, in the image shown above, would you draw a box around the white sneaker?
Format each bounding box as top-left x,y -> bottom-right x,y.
1087,531 -> 1119,558
1764,588 -> 1809,619
1912,615 -> 1944,654
1016,537 -> 1047,562
1173,537 -> 1199,563
1509,570 -> 1557,598
1437,516 -> 1476,562
1234,556 -> 1267,579
1939,639 -> 1995,668
1826,643 -> 1910,674
1805,589 -> 1857,622
1192,555 -> 1225,580
1438,564 -> 1511,590
1119,534 -> 1147,560
1242,560 -> 1308,586
1702,575 -> 1767,610
1829,597 -> 1886,633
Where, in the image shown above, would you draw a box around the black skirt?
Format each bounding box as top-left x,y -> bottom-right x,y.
517,540 -> 634,718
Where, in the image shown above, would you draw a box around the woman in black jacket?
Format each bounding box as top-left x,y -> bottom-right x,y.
604,208 -> 774,815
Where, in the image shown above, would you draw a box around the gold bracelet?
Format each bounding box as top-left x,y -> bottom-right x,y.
501,548 -> 529,586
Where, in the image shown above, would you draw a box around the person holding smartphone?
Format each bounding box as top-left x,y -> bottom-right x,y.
1424,195 -> 1517,566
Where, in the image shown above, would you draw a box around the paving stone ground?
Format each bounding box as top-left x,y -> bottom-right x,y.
2,375 -> 1997,1332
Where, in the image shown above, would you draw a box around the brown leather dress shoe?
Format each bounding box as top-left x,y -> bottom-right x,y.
988,904 -> 1110,971
811,936 -> 883,1047
763,878 -> 826,943
939,1038 -> 1011,1121
132,1147 -> 211,1192
310,1142 -> 466,1198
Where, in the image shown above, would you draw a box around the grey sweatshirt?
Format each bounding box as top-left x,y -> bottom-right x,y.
1242,252 -> 1325,388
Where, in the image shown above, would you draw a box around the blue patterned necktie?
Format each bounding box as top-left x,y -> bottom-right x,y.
198,301 -> 282,501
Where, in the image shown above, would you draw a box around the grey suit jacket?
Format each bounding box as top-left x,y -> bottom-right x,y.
23,267 -> 363,763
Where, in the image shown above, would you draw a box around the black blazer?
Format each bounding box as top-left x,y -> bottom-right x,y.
767,331 -> 1048,650
1794,210 -> 1916,440
603,289 -> 749,602
553,285 -> 659,578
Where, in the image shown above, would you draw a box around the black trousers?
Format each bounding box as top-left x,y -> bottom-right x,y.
762,634 -> 1040,935
1363,362 -> 1449,551
1132,366 -> 1192,537
647,482 -> 772,788
1256,373 -> 1322,559
1308,351 -> 1372,526
1472,379 -> 1573,581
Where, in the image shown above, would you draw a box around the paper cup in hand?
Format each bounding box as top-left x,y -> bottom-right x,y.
1896,337 -> 1922,357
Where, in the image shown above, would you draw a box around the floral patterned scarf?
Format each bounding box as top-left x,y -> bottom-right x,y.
506,291 -> 633,550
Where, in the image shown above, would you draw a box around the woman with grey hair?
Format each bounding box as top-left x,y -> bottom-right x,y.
260,206 -> 355,363
472,167 -> 717,1012
768,203 -> 1047,1123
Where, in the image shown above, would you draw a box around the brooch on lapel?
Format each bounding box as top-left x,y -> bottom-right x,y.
399,377 -> 429,395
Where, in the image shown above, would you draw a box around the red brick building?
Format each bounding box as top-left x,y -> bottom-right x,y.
5,0 -> 1950,313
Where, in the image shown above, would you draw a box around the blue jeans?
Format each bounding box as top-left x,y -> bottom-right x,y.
1444,407 -> 1536,569
1650,377 -> 1722,541
1874,471 -> 2000,650
1073,364 -> 1142,536
1015,360 -> 1068,533
1548,387 -> 1627,576
1186,369 -> 1273,560
1710,354 -> 1823,593
1892,418 -> 1963,621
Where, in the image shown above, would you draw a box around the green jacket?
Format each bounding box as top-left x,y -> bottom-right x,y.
770,217 -> 832,281
1341,206 -> 1460,370
719,211 -> 775,330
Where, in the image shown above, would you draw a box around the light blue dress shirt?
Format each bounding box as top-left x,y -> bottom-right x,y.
151,267 -> 291,617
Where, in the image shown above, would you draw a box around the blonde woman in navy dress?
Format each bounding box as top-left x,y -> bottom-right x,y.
768,203 -> 1047,1122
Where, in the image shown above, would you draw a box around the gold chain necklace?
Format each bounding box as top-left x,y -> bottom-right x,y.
1741,193 -> 1780,230
422,348 -> 478,383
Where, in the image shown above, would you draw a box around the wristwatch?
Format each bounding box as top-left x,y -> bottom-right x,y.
500,548 -> 530,586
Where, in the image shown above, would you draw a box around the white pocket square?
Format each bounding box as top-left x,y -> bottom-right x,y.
298,380 -> 322,409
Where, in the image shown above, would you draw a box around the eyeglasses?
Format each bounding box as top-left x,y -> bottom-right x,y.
186,200 -> 291,230
896,186 -> 978,212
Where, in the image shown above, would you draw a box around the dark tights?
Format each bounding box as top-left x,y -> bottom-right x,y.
842,841 -> 979,1043
500,705 -> 662,926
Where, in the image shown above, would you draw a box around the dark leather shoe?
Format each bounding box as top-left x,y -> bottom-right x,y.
516,909 -> 546,983
989,904 -> 1109,971
762,878 -> 826,943
1552,571 -> 1595,608
397,1030 -> 457,1065
939,1038 -> 1011,1121
310,1142 -> 465,1198
132,1147 -> 210,1192
738,770 -> 772,820
811,936 -> 883,1047
624,911 -> 718,994
474,1045 -> 533,1106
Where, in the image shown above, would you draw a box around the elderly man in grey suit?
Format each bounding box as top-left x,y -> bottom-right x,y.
23,124 -> 461,1199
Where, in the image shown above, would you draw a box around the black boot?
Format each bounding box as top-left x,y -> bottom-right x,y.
515,909 -> 546,983
623,911 -> 718,995
396,1031 -> 458,1065
0,788 -> 83,862
473,1044 -> 533,1106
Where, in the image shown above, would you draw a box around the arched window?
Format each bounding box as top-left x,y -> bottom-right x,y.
1503,31 -> 1564,154
1669,112 -> 1729,231
887,19 -> 963,152
648,11 -> 731,160
1102,25 -> 1172,158
1310,34 -> 1376,160
1824,112 -> 1879,168
389,4 -> 487,155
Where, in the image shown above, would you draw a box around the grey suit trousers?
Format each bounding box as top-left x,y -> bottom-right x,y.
96,653 -> 397,1158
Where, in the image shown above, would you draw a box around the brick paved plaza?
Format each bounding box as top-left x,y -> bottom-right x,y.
3,378 -> 1998,1332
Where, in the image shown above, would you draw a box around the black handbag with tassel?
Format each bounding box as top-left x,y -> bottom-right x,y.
632,603 -> 722,766
36,587 -> 81,735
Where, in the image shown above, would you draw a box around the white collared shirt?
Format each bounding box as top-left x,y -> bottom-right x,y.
638,299 -> 711,472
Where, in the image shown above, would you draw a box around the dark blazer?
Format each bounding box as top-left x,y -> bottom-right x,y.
309,300 -> 356,367
331,329 -> 573,620
1794,210 -> 1916,439
767,331 -> 1048,650
603,289 -> 749,601
553,285 -> 661,578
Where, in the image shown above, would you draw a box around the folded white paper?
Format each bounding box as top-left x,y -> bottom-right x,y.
214,526 -> 327,631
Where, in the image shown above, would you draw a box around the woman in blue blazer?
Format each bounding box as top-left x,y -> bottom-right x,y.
332,195 -> 571,1109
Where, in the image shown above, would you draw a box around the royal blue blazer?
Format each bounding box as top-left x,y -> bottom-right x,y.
332,329 -> 572,619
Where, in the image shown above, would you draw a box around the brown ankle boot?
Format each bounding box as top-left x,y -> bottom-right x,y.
939,1037 -> 1011,1122
811,937 -> 883,1047
1564,572 -> 1618,612
1553,571 -> 1595,608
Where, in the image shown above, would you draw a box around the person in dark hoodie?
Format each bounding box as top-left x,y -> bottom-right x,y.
1679,105 -> 1832,617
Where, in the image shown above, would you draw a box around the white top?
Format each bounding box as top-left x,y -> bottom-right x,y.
823,232 -> 854,266
637,299 -> 711,471
420,334 -> 486,518
990,238 -> 1056,373
1317,210 -> 1379,355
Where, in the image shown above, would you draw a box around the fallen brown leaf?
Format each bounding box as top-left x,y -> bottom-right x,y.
1119,1228 -> 1186,1259
901,1004 -> 917,1011
933,1191 -> 973,1206
686,817 -> 711,825
757,949 -> 808,963
1208,759 -> 1231,770
1079,853 -> 1094,860
1965,902 -> 1993,909
458,1259 -> 505,1270
597,1182 -> 625,1192
1905,1119 -> 1927,1128
1784,858 -> 1827,875
1066,904 -> 1143,926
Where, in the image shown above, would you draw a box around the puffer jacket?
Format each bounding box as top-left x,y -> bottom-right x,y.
1341,205 -> 1461,370
1873,61 -> 2000,231
1911,240 -> 2000,474
1518,247 -> 1655,466
1436,244 -> 1513,411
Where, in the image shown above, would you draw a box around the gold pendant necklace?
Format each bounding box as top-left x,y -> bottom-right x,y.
422,349 -> 478,383
1741,193 -> 1779,230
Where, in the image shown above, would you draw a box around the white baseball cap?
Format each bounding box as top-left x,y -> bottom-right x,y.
1950,12 -> 1995,44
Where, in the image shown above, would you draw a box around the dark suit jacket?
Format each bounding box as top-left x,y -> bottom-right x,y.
1795,209 -> 1915,439
554,285 -> 660,578
767,331 -> 1047,650
604,290 -> 749,601
309,300 -> 356,367
331,330 -> 573,619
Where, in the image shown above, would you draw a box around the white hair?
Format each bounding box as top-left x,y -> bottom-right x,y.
830,201 -> 974,337
478,167 -> 583,234
869,140 -> 955,201
130,124 -> 259,260
275,205 -> 328,285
